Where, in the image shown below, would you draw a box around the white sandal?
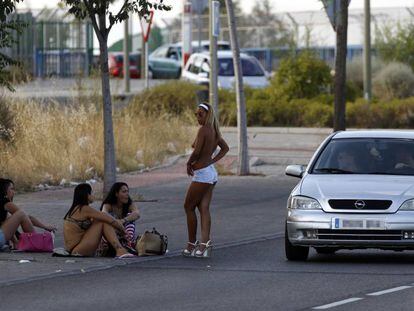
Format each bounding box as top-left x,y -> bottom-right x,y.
182,240 -> 199,257
195,240 -> 212,258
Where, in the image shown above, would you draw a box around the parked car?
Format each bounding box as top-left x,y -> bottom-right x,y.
108,52 -> 141,78
285,130 -> 414,261
181,51 -> 270,89
148,41 -> 231,79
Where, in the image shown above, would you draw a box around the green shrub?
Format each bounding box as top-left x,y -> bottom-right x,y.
270,51 -> 333,99
347,98 -> 414,128
373,62 -> 414,100
346,56 -> 384,92
127,81 -> 205,118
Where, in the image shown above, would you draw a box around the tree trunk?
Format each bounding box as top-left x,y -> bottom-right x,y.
333,0 -> 349,132
224,0 -> 249,175
98,38 -> 117,194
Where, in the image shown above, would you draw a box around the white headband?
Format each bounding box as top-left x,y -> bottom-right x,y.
198,103 -> 209,111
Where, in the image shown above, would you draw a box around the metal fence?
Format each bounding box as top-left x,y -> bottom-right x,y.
242,45 -> 366,72
7,10 -> 93,78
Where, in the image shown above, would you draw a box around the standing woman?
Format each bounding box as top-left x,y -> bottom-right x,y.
183,102 -> 229,258
0,178 -> 56,250
63,183 -> 134,258
101,182 -> 140,250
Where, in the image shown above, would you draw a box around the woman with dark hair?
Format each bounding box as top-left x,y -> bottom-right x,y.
63,183 -> 134,258
0,178 -> 56,250
182,102 -> 229,258
100,182 -> 140,251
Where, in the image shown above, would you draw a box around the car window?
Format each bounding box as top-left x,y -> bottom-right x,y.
218,57 -> 265,76
312,138 -> 414,175
167,48 -> 179,60
152,46 -> 168,58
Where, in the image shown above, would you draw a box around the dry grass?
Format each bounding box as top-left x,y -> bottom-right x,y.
0,99 -> 195,190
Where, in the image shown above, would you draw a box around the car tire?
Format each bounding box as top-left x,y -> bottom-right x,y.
315,247 -> 337,254
176,68 -> 182,79
285,225 -> 309,261
148,68 -> 154,79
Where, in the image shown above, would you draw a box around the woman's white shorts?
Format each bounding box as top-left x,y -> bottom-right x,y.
192,165 -> 218,184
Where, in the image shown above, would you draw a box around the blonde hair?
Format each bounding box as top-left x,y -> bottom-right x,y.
200,102 -> 221,139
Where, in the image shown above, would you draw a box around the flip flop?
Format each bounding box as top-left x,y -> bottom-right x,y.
115,253 -> 137,259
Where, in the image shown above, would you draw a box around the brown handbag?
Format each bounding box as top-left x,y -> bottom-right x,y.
135,228 -> 168,256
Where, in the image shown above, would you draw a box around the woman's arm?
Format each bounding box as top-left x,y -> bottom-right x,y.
101,203 -> 112,214
211,136 -> 230,164
123,204 -> 140,224
5,202 -> 56,232
29,215 -> 57,232
187,127 -> 206,176
82,205 -> 125,234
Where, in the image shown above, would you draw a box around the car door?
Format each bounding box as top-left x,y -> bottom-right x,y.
149,46 -> 181,79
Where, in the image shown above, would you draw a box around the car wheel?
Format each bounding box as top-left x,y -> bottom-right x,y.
285,225 -> 309,261
176,68 -> 182,79
148,68 -> 153,79
315,247 -> 337,254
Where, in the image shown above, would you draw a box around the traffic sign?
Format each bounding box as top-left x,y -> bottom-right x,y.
212,0 -> 220,37
322,0 -> 351,31
139,10 -> 154,42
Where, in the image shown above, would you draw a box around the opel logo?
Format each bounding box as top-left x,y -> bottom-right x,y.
354,200 -> 366,209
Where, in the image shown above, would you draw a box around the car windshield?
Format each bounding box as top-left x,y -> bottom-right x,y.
218,58 -> 265,76
312,138 -> 414,175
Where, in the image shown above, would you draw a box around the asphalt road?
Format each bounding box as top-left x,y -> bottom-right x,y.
3,175 -> 414,311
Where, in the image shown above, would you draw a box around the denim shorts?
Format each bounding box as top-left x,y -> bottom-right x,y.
0,229 -> 5,249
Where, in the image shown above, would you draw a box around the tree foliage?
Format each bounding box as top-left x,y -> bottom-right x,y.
271,51 -> 332,99
249,0 -> 294,48
375,22 -> 414,71
64,0 -> 170,41
0,0 -> 25,91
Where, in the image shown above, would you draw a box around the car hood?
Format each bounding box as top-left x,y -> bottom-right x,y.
301,174 -> 414,211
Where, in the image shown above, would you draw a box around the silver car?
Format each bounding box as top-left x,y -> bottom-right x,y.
285,130 -> 414,261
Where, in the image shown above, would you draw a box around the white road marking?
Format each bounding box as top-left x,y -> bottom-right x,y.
366,285 -> 412,296
312,297 -> 364,310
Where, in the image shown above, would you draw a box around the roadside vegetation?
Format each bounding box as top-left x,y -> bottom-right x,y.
127,52 -> 414,129
0,96 -> 194,190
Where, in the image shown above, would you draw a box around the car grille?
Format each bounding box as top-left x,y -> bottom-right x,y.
317,229 -> 402,241
328,199 -> 392,210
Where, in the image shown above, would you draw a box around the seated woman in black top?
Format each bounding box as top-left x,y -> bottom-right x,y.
0,178 -> 56,250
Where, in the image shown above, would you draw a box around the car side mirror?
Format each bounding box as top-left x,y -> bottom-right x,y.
285,165 -> 306,178
198,72 -> 209,78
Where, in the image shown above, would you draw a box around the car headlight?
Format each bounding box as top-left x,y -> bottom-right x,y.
399,199 -> 414,211
289,196 -> 322,210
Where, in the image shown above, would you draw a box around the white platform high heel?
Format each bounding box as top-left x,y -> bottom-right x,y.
195,240 -> 212,258
182,241 -> 199,257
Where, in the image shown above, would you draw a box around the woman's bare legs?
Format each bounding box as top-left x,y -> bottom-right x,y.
102,223 -> 129,257
71,222 -> 129,257
197,184 -> 215,251
183,182 -> 213,251
70,222 -> 104,256
1,210 -> 35,241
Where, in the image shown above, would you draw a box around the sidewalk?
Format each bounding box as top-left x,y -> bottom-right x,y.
0,127 -> 330,286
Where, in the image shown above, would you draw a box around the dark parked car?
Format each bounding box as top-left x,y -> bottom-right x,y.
108,52 -> 141,78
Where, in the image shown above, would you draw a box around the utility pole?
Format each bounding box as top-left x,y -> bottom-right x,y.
333,0 -> 349,131
123,17 -> 130,93
209,0 -> 219,114
225,0 -> 249,175
363,0 -> 371,102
